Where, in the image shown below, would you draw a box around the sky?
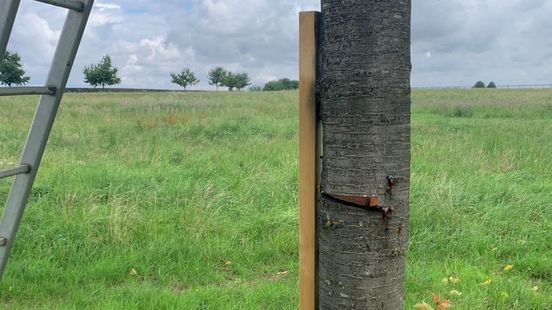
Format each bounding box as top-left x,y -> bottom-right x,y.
5,0 -> 552,89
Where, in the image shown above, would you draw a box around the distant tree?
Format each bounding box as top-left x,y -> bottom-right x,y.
0,51 -> 30,87
223,72 -> 236,91
473,81 -> 486,88
234,73 -> 251,91
224,72 -> 250,91
287,79 -> 299,89
249,85 -> 262,92
263,80 -> 280,91
487,81 -> 497,88
170,68 -> 199,90
208,66 -> 227,91
83,54 -> 121,88
263,78 -> 299,91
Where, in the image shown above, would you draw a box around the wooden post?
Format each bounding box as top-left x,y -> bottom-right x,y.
299,11 -> 319,310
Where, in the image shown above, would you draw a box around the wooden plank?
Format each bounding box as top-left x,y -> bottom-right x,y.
299,11 -> 319,310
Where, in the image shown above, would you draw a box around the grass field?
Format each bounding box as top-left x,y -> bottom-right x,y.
0,89 -> 551,309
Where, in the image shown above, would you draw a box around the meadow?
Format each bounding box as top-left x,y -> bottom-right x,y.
0,89 -> 551,309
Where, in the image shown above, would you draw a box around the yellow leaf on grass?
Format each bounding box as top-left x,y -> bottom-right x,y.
503,264 -> 514,272
449,290 -> 462,296
448,276 -> 460,284
130,268 -> 138,275
442,276 -> 460,285
482,279 -> 492,286
414,302 -> 433,310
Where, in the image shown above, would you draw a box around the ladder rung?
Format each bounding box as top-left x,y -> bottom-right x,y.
0,165 -> 31,180
33,0 -> 83,11
0,86 -> 56,97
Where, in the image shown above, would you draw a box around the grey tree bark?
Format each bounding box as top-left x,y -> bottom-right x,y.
317,1 -> 411,309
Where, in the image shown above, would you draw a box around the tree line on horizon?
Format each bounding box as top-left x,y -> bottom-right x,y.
0,51 -> 538,93
81,55 -> 252,91
0,52 -> 300,92
473,81 -> 497,88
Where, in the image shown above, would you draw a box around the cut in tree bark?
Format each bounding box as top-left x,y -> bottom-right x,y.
317,0 -> 411,309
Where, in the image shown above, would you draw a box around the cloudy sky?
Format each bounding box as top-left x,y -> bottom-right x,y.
5,0 -> 552,89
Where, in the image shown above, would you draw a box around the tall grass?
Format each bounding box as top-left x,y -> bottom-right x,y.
0,89 -> 550,309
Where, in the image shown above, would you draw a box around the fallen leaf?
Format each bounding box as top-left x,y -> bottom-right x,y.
503,264 -> 514,272
448,276 -> 460,284
500,291 -> 509,298
482,279 -> 492,286
263,271 -> 289,281
432,293 -> 451,310
449,290 -> 462,296
172,282 -> 187,294
129,268 -> 138,275
414,302 -> 433,310
224,261 -> 232,266
532,286 -> 539,292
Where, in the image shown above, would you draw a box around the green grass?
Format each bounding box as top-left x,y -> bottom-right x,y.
0,89 -> 551,309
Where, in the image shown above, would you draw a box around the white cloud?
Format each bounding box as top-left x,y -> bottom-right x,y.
95,3 -> 122,11
8,12 -> 61,84
5,0 -> 552,88
12,13 -> 60,58
412,0 -> 552,86
89,13 -> 124,28
107,37 -> 198,89
139,37 -> 181,63
166,0 -> 307,87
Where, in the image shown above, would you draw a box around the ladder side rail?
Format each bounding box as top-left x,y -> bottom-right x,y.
34,0 -> 84,12
0,0 -> 94,279
0,0 -> 22,60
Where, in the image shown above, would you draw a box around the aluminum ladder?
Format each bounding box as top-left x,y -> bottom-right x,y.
0,0 -> 94,281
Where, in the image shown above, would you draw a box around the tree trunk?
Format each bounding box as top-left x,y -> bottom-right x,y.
317,1 -> 411,309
